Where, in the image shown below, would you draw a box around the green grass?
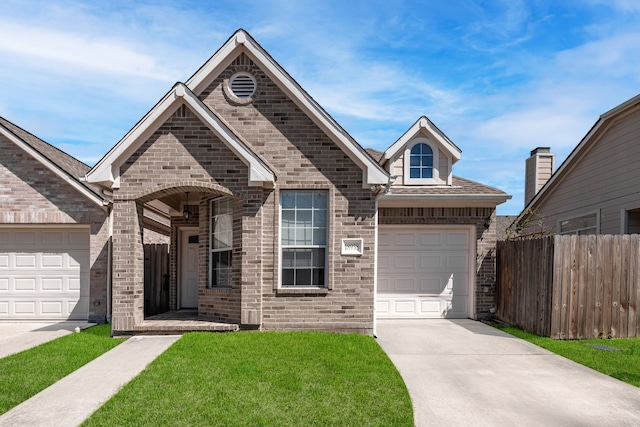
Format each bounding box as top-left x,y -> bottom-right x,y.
83,332 -> 413,427
499,326 -> 640,387
0,324 -> 123,414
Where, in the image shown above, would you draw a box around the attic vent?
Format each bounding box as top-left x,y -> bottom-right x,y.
229,72 -> 256,98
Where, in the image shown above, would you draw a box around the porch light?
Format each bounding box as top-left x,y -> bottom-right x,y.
183,192 -> 190,220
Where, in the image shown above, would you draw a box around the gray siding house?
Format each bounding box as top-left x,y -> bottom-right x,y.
518,93 -> 640,236
1,29 -> 509,334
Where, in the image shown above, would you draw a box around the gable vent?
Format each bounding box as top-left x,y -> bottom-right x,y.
229,73 -> 256,98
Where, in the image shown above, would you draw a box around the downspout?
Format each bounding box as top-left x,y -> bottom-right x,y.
373,195 -> 379,338
106,205 -> 113,325
373,176 -> 396,338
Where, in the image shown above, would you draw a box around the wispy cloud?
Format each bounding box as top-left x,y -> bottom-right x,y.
1,0 -> 639,215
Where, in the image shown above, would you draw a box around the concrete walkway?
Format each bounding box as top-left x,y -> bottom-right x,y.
376,319 -> 640,427
0,321 -> 93,359
0,335 -> 180,427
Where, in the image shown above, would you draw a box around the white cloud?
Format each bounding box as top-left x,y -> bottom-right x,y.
0,20 -> 176,80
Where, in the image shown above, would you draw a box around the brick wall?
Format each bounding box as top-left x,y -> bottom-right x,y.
0,134 -> 110,322
200,54 -> 377,333
111,53 -> 377,333
378,206 -> 498,318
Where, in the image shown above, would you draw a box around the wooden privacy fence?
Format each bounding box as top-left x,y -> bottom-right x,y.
144,243 -> 170,317
497,234 -> 640,339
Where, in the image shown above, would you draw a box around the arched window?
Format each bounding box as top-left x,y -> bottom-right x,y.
409,143 -> 433,179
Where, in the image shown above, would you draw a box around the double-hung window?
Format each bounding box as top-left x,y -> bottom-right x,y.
210,197 -> 233,287
281,191 -> 327,287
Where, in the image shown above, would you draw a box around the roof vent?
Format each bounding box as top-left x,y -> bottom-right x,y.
229,72 -> 256,99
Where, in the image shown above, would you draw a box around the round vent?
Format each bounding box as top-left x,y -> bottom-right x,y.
229,72 -> 256,99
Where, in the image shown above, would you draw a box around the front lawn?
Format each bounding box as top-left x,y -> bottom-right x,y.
0,324 -> 123,414
83,331 -> 413,427
499,326 -> 640,387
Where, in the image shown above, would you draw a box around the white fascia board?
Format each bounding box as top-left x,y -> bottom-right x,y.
378,193 -> 511,208
86,83 -> 274,189
384,117 -> 462,163
86,87 -> 182,186
0,125 -> 106,209
186,30 -> 388,187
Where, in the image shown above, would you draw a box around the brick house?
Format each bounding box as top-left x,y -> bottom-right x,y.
1,29 -> 509,335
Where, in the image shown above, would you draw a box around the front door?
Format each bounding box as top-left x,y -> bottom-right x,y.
180,228 -> 199,308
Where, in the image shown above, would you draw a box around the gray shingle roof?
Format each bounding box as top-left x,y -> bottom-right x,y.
365,148 -> 384,163
389,176 -> 508,196
0,116 -> 104,199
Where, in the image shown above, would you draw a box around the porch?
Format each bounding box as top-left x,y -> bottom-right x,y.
134,309 -> 239,334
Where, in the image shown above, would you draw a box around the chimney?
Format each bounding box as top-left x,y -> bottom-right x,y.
525,147 -> 555,206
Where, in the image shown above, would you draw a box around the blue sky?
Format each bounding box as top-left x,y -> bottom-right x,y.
1,0 -> 640,214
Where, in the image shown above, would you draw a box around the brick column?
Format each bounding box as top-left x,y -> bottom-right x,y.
241,190 -> 263,326
111,199 -> 145,332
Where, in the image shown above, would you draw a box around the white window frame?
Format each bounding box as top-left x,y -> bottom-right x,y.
404,137 -> 439,185
279,190 -> 328,288
209,197 -> 233,288
558,210 -> 600,235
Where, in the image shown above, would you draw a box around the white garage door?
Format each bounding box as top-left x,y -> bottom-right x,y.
0,228 -> 90,320
377,227 -> 473,318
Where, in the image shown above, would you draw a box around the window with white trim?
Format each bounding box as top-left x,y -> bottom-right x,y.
409,143 -> 433,179
559,212 -> 598,235
210,197 -> 233,287
404,138 -> 439,184
281,191 -> 327,287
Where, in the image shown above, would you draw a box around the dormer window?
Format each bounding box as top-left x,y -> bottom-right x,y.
409,143 -> 433,179
404,137 -> 439,185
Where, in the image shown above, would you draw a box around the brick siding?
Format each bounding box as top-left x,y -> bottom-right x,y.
110,53 -> 377,334
0,134 -> 109,322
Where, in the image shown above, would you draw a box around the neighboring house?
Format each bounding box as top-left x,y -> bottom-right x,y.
0,118 -> 110,322
517,93 -> 640,236
1,29 -> 510,334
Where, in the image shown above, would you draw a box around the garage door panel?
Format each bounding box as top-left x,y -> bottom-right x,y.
394,254 -> 417,269
446,255 -> 469,270
15,231 -> 37,245
42,301 -> 64,315
42,254 -> 65,268
378,227 -> 472,319
446,232 -> 469,246
15,278 -> 36,291
0,227 -> 89,320
42,277 -> 64,291
394,233 -> 417,247
42,231 -> 64,245
15,254 -> 37,268
419,232 -> 443,247
420,255 -> 442,269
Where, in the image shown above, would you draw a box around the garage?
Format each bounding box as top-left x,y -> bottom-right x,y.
0,227 -> 90,320
377,226 -> 473,318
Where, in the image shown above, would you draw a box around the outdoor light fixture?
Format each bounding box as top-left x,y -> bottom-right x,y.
183,192 -> 190,220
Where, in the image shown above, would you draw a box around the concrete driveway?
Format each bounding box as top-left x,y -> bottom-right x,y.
0,321 -> 92,358
376,319 -> 640,427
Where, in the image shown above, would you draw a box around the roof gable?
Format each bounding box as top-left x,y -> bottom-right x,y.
86,83 -> 275,188
0,117 -> 105,208
383,116 -> 462,163
185,29 -> 389,187
518,93 -> 640,223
